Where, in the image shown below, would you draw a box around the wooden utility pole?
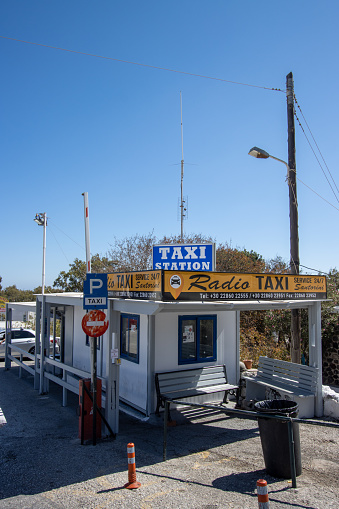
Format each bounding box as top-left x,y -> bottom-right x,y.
286,71 -> 301,364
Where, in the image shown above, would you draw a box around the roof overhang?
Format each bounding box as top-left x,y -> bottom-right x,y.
12,293 -> 327,316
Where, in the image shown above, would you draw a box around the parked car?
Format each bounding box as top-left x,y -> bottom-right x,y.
0,328 -> 36,358
0,329 -> 60,358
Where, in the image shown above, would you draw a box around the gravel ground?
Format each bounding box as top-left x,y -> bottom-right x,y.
0,362 -> 338,509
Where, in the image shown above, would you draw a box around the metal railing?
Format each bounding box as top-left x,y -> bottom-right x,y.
4,344 -> 91,406
162,399 -> 339,489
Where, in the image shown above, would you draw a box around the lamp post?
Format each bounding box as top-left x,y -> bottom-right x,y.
34,212 -> 47,394
248,147 -> 301,363
34,213 -> 47,294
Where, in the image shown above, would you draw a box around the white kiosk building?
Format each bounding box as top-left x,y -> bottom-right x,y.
4,269 -> 327,434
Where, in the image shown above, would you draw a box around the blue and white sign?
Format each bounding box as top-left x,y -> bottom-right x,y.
83,273 -> 108,310
152,243 -> 215,272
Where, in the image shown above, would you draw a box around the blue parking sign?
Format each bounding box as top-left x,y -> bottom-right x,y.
83,273 -> 108,310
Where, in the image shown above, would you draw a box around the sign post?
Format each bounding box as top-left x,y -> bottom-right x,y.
83,274 -> 108,444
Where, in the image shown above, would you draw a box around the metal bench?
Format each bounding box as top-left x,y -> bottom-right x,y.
155,365 -> 238,420
244,356 -> 319,418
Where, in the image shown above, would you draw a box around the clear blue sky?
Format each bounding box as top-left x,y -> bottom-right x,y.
1,1 -> 338,290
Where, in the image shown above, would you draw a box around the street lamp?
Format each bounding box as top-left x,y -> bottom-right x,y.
248,147 -> 289,178
34,213 -> 47,295
248,147 -> 299,274
248,147 -> 301,363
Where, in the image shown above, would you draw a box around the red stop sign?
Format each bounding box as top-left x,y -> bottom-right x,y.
82,310 -> 109,337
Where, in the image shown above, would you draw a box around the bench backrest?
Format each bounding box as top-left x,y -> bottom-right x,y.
257,356 -> 318,393
156,365 -> 228,396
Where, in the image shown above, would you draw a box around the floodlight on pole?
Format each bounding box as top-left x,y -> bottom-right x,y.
34,212 -> 47,295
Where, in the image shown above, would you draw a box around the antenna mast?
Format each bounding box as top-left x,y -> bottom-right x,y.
180,91 -> 185,241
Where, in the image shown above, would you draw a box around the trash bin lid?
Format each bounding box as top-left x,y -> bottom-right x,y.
254,399 -> 298,416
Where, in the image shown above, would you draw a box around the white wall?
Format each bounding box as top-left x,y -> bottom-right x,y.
64,306 -> 74,366
152,310 -> 238,413
215,311 -> 238,385
154,310 -> 238,383
68,304 -> 238,415
119,314 -> 149,412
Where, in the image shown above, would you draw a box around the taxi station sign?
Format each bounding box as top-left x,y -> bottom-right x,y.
152,243 -> 215,271
106,270 -> 327,302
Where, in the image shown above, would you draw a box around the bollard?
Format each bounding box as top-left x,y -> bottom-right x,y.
257,479 -> 270,508
124,443 -> 141,489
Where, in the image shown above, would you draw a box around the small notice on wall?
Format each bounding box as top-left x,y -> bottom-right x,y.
183,326 -> 194,343
111,348 -> 119,362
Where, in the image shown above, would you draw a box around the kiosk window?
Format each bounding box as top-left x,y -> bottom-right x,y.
178,315 -> 216,364
121,314 -> 140,363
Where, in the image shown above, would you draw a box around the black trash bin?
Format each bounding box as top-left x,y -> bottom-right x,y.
255,399 -> 302,479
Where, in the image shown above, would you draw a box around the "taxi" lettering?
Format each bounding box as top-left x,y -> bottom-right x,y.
255,275 -> 289,291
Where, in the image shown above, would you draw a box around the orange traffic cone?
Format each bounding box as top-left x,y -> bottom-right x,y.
124,443 -> 141,489
257,479 -> 270,508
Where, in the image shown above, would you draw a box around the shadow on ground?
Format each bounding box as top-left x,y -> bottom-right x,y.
0,365 -> 259,500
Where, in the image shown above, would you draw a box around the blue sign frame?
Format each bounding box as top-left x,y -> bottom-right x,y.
83,273 -> 108,310
152,243 -> 215,272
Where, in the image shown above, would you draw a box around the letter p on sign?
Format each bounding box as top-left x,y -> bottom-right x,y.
90,279 -> 103,293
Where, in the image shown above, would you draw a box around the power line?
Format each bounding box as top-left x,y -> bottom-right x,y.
293,172 -> 339,212
294,95 -> 339,204
3,37 -> 336,211
48,219 -> 85,251
48,225 -> 70,264
300,264 -> 332,276
294,95 -> 339,198
284,165 -> 339,214
0,35 -> 285,93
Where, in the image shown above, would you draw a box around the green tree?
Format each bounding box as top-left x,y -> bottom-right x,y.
53,254 -> 117,292
108,232 -> 214,272
159,233 -> 214,246
2,285 -> 35,302
216,243 -> 265,273
240,255 -> 294,365
321,268 -> 339,350
108,232 -> 157,272
54,233 -> 337,368
265,256 -> 291,274
32,286 -> 63,295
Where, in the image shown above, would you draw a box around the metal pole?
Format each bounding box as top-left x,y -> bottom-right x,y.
39,294 -> 46,394
34,297 -> 40,390
5,305 -> 12,371
163,400 -> 169,461
286,71 -> 301,364
83,192 -> 97,442
82,192 -> 91,274
42,212 -> 47,295
81,380 -> 85,445
287,419 -> 297,488
90,336 -> 97,445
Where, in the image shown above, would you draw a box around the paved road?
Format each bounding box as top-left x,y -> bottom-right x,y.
0,363 -> 338,508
